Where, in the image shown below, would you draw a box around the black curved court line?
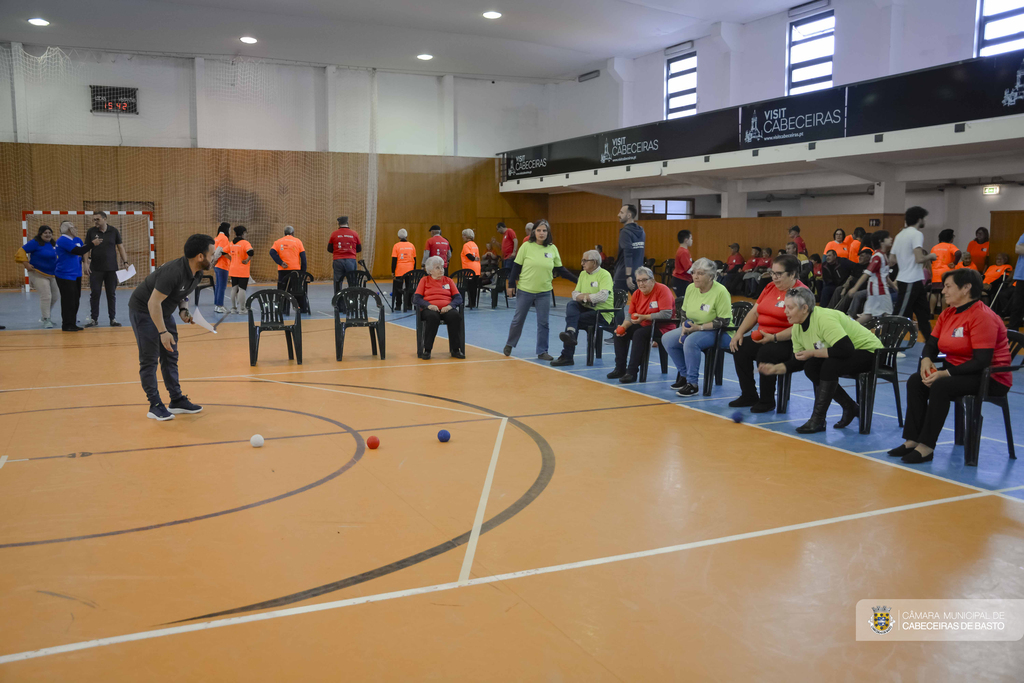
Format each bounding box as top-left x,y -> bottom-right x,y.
174,380 -> 556,623
0,403 -> 366,549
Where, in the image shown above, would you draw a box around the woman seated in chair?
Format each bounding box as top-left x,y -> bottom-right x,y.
414,255 -> 465,360
662,258 -> 732,396
759,287 -> 881,434
607,266 -> 676,384
729,255 -> 809,413
888,268 -> 1014,464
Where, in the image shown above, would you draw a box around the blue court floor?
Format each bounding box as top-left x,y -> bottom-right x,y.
2,279 -> 1021,497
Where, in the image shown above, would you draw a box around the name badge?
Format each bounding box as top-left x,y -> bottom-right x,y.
700,303 -> 710,312
814,341 -> 826,350
649,301 -> 659,309
776,301 -> 785,308
590,281 -> 598,288
544,252 -> 553,259
952,326 -> 964,338
442,284 -> 450,290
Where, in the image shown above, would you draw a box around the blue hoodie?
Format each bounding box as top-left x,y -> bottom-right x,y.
613,222 -> 646,285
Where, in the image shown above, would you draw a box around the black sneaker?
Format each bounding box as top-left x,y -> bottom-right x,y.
147,403 -> 175,421
550,356 -> 574,367
607,368 -> 626,379
168,395 -> 203,414
750,401 -> 776,413
728,394 -> 759,408
503,345 -> 512,357
676,384 -> 699,397
559,330 -> 576,344
421,351 -> 431,360
109,320 -> 122,327
538,353 -> 554,361
618,374 -> 637,384
670,376 -> 688,390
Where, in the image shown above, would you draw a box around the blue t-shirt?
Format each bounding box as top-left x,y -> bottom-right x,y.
55,235 -> 85,280
1016,232 -> 1024,281
23,239 -> 58,276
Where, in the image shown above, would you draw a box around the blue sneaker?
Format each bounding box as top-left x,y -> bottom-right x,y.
169,395 -> 203,414
147,403 -> 174,421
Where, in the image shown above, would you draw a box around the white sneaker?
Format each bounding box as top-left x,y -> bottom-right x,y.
42,318 -> 54,329
215,306 -> 228,314
83,318 -> 98,328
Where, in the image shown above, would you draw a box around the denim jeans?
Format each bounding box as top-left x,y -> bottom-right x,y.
661,329 -> 731,386
214,267 -> 229,307
505,289 -> 551,355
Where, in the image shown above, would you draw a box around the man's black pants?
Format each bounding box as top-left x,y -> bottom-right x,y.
1007,280 -> 1024,331
56,276 -> 82,330
90,269 -> 118,322
894,280 -> 932,338
129,308 -> 182,407
560,301 -> 599,358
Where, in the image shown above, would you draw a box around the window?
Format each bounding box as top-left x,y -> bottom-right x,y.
977,0 -> 1024,56
639,199 -> 695,220
787,10 -> 835,95
666,52 -> 697,119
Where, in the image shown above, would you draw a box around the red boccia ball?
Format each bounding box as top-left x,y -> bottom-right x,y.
615,325 -> 626,336
751,330 -> 764,342
367,436 -> 380,450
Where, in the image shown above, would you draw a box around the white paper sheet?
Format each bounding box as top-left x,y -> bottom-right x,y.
115,264 -> 137,283
191,306 -> 217,334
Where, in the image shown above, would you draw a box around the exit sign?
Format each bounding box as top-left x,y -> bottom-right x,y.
983,185 -> 1000,195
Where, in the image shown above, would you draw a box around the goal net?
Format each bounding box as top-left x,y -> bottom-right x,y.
19,211 -> 154,291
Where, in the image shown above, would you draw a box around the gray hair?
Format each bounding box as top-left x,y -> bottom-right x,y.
424,255 -> 445,272
525,222 -> 534,232
397,228 -> 408,239
59,221 -> 76,234
583,249 -> 601,263
785,287 -> 815,311
691,257 -> 718,277
635,266 -> 654,281
462,229 -> 475,241
284,225 -> 295,235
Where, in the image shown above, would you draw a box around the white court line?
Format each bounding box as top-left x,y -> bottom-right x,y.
0,455 -> 7,470
253,377 -> 494,418
3,484 -> 1021,666
459,417 -> 508,583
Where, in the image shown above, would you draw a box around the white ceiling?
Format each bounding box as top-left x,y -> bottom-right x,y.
1,0 -> 797,79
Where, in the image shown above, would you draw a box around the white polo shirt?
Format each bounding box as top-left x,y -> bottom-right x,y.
892,225 -> 924,284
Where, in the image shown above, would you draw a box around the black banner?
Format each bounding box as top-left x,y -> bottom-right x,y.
504,134 -> 597,180
740,88 -> 845,149
595,108 -> 740,168
847,48 -> 1024,136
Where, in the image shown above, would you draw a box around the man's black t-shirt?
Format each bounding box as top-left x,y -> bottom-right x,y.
129,256 -> 203,317
85,226 -> 122,272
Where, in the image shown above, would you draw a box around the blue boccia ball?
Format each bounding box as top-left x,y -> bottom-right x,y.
731,411 -> 744,424
437,429 -> 451,443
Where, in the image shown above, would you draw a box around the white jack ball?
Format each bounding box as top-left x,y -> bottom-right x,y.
250,434 -> 264,448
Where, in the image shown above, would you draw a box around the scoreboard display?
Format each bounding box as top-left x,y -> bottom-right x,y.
90,86 -> 138,114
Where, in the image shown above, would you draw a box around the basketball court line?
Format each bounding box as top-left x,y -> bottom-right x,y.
0,455 -> 7,470
3,483 -> 1021,666
459,418 -> 509,583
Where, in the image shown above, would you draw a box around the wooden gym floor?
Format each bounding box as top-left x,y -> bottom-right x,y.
1,315 -> 1023,681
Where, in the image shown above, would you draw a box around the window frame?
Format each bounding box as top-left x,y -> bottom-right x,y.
976,0 -> 1024,56
639,198 -> 696,221
787,10 -> 835,96
665,51 -> 697,120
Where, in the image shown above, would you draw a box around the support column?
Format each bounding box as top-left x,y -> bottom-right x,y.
11,43 -> 29,143
192,57 -> 208,148
874,180 -> 906,215
440,74 -> 456,156
721,190 -> 748,218
320,66 -> 336,152
606,57 -> 634,128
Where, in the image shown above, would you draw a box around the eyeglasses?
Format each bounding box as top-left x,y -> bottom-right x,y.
770,270 -> 788,278
635,277 -> 652,284
581,259 -> 597,263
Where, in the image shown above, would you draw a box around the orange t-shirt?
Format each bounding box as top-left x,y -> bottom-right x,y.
627,283 -> 677,331
848,239 -> 862,262
824,241 -> 849,260
461,241 -> 481,275
952,262 -> 978,272
984,264 -> 1012,284
214,233 -> 231,270
228,239 -> 253,278
391,241 -> 416,277
930,243 -> 959,282
271,235 -> 304,271
967,240 -> 989,269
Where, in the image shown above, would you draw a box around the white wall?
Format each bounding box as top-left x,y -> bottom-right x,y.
454,78 -> 547,157
545,66 -> 621,142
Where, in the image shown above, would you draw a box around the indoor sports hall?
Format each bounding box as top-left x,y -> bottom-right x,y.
2,0 -> 1024,680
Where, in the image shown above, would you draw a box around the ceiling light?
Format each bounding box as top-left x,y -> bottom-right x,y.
28,18 -> 50,26
417,54 -> 433,60
240,36 -> 258,44
483,11 -> 502,19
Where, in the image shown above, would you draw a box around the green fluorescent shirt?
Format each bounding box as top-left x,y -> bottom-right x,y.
791,307 -> 883,354
514,242 -> 562,293
681,281 -> 731,325
574,267 -> 614,322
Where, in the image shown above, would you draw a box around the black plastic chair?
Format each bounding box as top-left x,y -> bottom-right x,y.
483,268 -> 511,309
586,288 -> 629,364
695,301 -> 753,396
954,330 -> 1023,466
659,259 -> 674,285
449,268 -> 479,309
347,271 -> 370,289
246,289 -> 302,366
840,315 -> 918,434
402,269 -> 427,311
415,302 -> 465,358
193,274 -> 215,305
285,270 -> 313,315
638,319 -> 671,383
331,287 -> 385,362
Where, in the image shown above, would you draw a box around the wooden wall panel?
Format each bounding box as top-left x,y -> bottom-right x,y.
990,211 -> 1024,264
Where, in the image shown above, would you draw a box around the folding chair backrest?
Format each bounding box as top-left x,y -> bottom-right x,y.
493,268 -> 508,288
348,271 -> 370,289
613,288 -> 630,310
644,258 -> 656,269
449,269 -> 474,292
333,287 -> 380,323
1007,330 -> 1024,365
660,260 -> 673,284
285,271 -> 306,299
873,315 -> 918,372
731,301 -> 753,327
405,269 -> 427,293
249,289 -> 297,326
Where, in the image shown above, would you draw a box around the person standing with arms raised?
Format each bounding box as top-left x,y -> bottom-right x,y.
328,216 -> 361,294
424,225 -> 452,275
128,234 -> 214,421
614,204 -> 645,293
83,211 -> 131,327
892,206 -> 938,338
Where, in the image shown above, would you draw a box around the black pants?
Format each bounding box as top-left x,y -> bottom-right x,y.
722,271 -> 742,295
89,269 -> 118,322
613,324 -> 663,374
803,349 -> 875,383
420,308 -> 462,354
670,276 -> 690,297
1008,280 -> 1024,331
903,370 -> 1010,448
129,308 -> 181,407
894,280 -> 932,338
732,337 -> 793,399
392,274 -> 407,311
820,283 -> 838,308
56,276 -> 82,330
560,301 -> 599,357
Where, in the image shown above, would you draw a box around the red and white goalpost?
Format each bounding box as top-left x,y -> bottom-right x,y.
21,210 -> 155,293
